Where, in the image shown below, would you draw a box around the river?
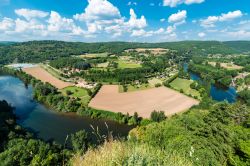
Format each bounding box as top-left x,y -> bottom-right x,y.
183,63 -> 237,103
0,75 -> 133,144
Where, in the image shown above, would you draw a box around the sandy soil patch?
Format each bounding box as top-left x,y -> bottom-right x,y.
209,62 -> 243,70
89,85 -> 199,118
125,48 -> 169,55
23,66 -> 73,89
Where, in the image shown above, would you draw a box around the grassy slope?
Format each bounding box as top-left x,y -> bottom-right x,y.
71,140 -> 192,166
170,78 -> 200,99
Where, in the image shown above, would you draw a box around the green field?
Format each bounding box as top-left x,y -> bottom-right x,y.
61,86 -> 91,105
169,78 -> 200,99
119,84 -> 152,92
79,53 -> 108,58
117,60 -> 141,69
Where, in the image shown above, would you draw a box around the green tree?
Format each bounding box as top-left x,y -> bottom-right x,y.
70,130 -> 89,153
150,111 -> 166,122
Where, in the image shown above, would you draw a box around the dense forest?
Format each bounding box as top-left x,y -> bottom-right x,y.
1,40 -> 250,64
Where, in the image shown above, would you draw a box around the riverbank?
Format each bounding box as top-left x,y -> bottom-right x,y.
0,75 -> 133,144
0,67 -> 143,126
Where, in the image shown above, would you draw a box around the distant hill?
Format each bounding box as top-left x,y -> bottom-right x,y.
223,41 -> 250,53
0,40 -> 249,64
0,41 -> 17,45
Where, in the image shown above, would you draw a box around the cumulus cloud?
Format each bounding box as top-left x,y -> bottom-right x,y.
163,0 -> 204,7
168,10 -> 187,25
73,0 -> 121,21
15,9 -> 49,20
168,10 -> 187,26
15,18 -> 45,33
48,11 -> 84,35
200,10 -> 243,28
73,0 -> 147,37
0,17 -> 14,31
198,32 -> 206,37
125,9 -> 147,29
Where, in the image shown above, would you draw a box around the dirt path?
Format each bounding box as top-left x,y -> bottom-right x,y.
89,85 -> 199,118
23,66 -> 73,89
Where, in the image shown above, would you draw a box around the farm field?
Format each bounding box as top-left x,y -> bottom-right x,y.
23,66 -> 73,89
170,78 -> 200,99
61,86 -> 91,105
96,62 -> 109,68
89,85 -> 199,118
208,62 -> 243,70
117,60 -> 141,69
79,53 -> 108,58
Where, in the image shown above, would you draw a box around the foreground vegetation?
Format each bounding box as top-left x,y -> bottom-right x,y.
73,101 -> 250,166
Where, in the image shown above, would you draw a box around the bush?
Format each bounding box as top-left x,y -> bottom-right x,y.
155,83 -> 162,88
150,111 -> 166,122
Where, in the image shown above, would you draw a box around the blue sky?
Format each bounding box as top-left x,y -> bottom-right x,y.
0,0 -> 250,42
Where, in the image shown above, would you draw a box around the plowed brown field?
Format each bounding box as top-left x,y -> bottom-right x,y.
89,85 -> 199,118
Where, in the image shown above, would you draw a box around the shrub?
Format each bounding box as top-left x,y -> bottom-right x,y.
150,111 -> 166,122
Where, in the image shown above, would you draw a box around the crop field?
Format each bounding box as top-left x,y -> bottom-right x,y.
117,60 -> 141,69
89,85 -> 199,118
97,62 -> 109,68
209,62 -> 243,70
23,66 -> 73,89
170,78 -> 200,99
61,86 -> 91,105
79,53 -> 108,58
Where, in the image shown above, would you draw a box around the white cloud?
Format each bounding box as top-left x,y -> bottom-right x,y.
15,18 -> 45,33
225,30 -> 250,39
198,32 -> 206,37
160,18 -> 165,22
15,9 -> 49,20
131,29 -> 146,37
219,10 -> 243,22
168,10 -> 187,24
163,0 -> 204,7
73,0 -> 121,21
0,17 -> 14,31
125,9 -> 147,29
200,10 -> 243,28
74,0 -> 147,36
48,11 -> 84,35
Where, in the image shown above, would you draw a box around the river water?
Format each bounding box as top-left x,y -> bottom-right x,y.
0,75 -> 133,144
183,63 -> 237,103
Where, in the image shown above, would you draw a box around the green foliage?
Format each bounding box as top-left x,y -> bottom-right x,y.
0,40 -> 243,65
70,130 -> 90,153
150,111 -> 166,122
133,102 -> 250,166
238,90 -> 250,106
0,100 -> 71,165
188,62 -> 238,87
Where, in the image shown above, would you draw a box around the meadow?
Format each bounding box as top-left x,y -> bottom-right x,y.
170,78 -> 200,99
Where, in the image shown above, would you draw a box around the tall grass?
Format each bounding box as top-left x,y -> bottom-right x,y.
71,140 -> 192,166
